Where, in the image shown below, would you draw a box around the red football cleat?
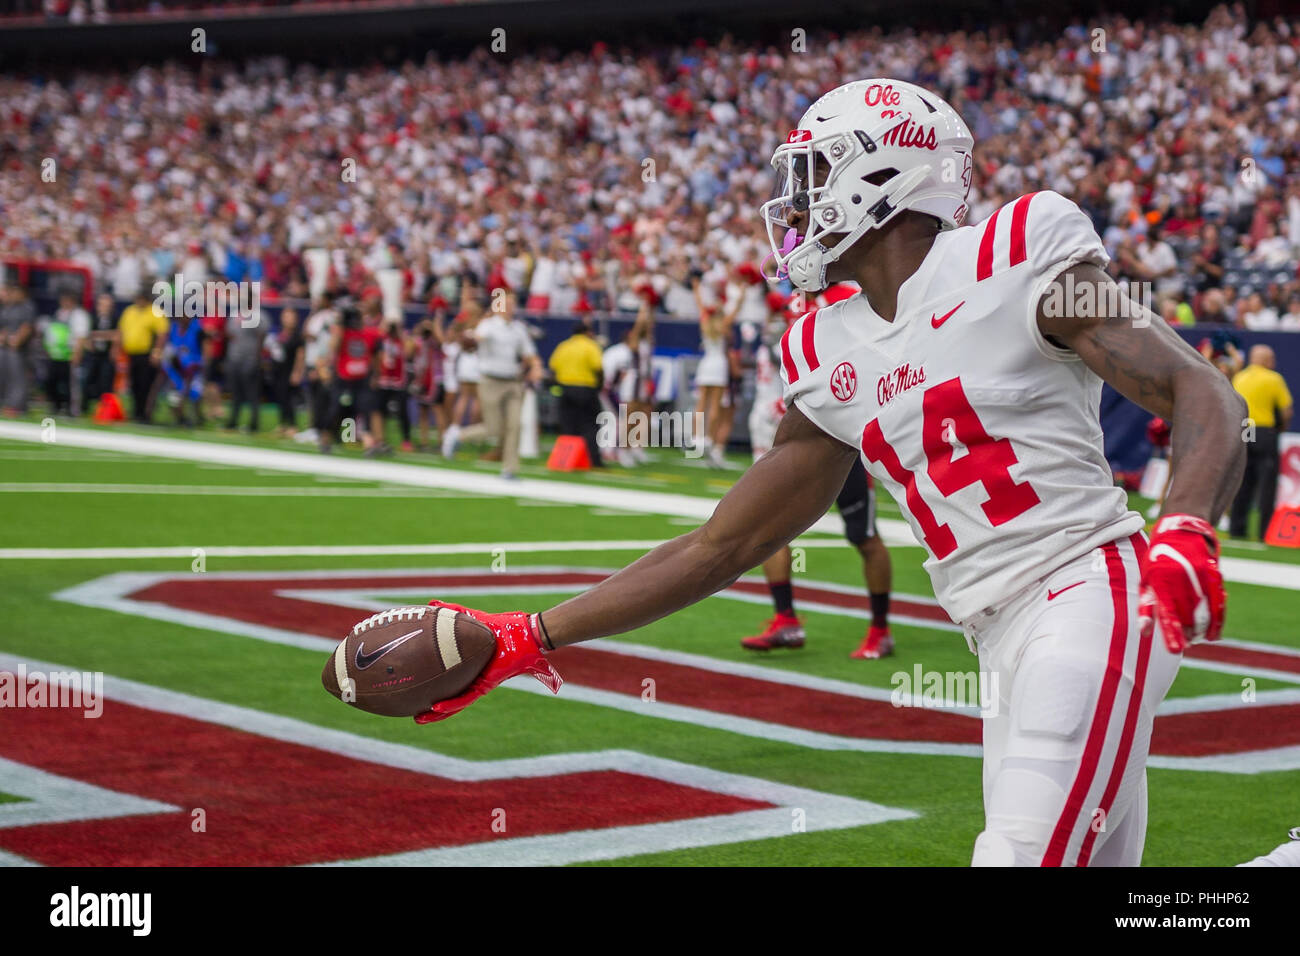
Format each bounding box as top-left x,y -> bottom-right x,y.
741,612 -> 806,650
851,626 -> 894,659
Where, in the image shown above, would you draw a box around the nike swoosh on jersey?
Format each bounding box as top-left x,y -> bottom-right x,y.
930,301 -> 965,328
355,628 -> 423,670
1046,581 -> 1086,601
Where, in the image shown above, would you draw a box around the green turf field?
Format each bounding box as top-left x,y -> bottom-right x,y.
1,421 -> 1298,866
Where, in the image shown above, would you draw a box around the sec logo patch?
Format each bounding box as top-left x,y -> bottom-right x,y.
830,362 -> 857,402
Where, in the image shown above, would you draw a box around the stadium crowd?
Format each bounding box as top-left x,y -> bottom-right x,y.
1,4 -> 1299,472
1,3 -> 1299,329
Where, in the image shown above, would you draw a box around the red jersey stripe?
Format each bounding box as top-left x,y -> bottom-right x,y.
780,321 -> 799,384
1041,540 -> 1130,866
976,207 -> 1001,281
1008,192 -> 1038,268
801,310 -> 820,372
1075,535 -> 1151,867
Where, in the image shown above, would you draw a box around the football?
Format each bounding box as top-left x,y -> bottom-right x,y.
321,605 -> 496,717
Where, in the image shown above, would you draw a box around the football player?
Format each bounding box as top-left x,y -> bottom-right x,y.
409,80 -> 1245,867
745,308 -> 894,657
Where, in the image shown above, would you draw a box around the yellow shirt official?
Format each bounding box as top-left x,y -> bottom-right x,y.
1233,365 -> 1293,428
118,303 -> 169,356
549,334 -> 603,388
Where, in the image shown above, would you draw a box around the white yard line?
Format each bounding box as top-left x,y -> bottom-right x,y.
0,482 -> 474,498
5,421 -> 1298,591
0,421 -> 851,537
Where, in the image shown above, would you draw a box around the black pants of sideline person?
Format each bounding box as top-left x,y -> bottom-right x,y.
225,361 -> 262,432
127,353 -> 156,423
559,384 -> 603,467
1229,426 -> 1279,539
82,351 -> 116,408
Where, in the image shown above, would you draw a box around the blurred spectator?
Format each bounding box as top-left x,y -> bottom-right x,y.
442,299 -> 541,479
80,291 -> 119,410
372,316 -> 411,453
0,284 -> 35,415
1281,295 -> 1300,332
1246,221 -> 1293,269
323,301 -> 381,455
161,312 -> 205,427
692,275 -> 741,467
44,292 -> 89,415
410,310 -> 446,452
301,293 -> 337,442
1189,224 -> 1225,294
117,289 -> 167,423
448,287 -> 483,438
224,310 -> 266,432
549,318 -> 605,468
268,306 -> 304,436
1229,345 -> 1293,539
1239,292 -> 1280,331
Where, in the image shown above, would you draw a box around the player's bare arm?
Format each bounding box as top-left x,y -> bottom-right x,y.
1038,262 -> 1242,650
543,404 -> 858,646
1037,262 -> 1246,522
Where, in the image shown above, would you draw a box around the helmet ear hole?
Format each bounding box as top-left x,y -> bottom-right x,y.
861,167 -> 900,187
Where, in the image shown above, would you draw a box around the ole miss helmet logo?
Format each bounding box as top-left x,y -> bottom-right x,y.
829,362 -> 857,402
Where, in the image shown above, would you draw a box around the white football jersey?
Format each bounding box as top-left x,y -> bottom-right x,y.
781,191 -> 1143,623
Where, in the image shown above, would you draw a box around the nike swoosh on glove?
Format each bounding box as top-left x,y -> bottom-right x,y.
414,601 -> 563,724
1138,514 -> 1226,653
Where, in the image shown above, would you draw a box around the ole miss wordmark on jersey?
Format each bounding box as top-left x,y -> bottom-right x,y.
781,191 -> 1144,623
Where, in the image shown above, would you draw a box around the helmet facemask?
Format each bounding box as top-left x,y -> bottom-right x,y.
760,109 -> 940,292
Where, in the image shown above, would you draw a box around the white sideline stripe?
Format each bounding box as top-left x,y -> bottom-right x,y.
2,540 -> 671,560
0,756 -> 178,831
0,850 -> 38,867
52,570 -> 1300,763
1167,658 -> 1300,687
3,422 -> 1299,590
0,482 -> 477,498
1148,746 -> 1300,774
0,652 -> 916,867
1218,556 -> 1300,591
1154,688 -> 1300,715
0,421 -> 852,538
323,809 -> 837,867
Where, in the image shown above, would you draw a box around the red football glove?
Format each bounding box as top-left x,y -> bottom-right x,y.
1138,514 -> 1226,653
414,601 -> 563,724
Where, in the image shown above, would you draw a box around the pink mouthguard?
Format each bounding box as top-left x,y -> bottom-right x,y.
761,227 -> 802,280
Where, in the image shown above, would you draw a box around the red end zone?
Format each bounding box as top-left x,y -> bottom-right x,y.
0,683 -> 771,866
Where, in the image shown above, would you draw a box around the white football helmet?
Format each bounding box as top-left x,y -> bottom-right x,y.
760,79 -> 975,291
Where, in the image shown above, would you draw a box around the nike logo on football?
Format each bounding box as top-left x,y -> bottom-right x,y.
355,628 -> 423,670
930,301 -> 965,328
1047,581 -> 1086,601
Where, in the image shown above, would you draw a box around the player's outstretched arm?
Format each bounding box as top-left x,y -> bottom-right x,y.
410,406 -> 858,723
1037,262 -> 1246,651
543,405 -> 858,646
